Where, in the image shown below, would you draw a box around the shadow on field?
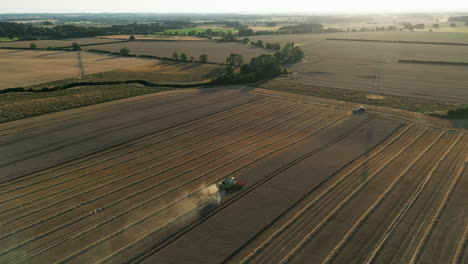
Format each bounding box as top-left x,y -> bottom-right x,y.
0,49 -> 27,54
94,56 -> 121,61
34,50 -> 72,57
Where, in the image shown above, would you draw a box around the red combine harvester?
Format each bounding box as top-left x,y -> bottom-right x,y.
217,176 -> 245,193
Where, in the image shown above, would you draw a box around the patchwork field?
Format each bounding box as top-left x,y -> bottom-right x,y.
84,40 -> 272,63
0,87 -> 465,264
0,49 -> 158,89
249,31 -> 468,45
98,35 -> 206,41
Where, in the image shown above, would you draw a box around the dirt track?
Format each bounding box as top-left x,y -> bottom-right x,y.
0,87 -> 466,264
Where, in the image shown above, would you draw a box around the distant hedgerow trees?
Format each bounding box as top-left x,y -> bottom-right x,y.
172,52 -> 179,61
242,38 -> 250,44
129,35 -> 136,41
213,43 -> 304,85
226,54 -> 243,67
72,42 -> 81,51
274,43 -> 304,64
219,32 -> 237,42
30,42 -> 37,50
120,47 -> 130,56
199,54 -> 208,63
180,53 -> 188,61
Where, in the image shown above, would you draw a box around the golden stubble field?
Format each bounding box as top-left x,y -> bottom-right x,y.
0,49 -> 157,89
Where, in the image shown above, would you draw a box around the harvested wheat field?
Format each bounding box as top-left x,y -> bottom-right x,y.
279,39 -> 468,103
0,87 -> 466,264
0,49 -> 156,89
84,40 -> 272,63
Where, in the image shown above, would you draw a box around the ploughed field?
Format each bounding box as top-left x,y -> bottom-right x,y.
0,88 -> 466,263
0,49 -> 155,89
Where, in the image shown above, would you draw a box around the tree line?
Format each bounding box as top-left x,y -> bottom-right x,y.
0,21 -> 194,40
213,42 -> 305,84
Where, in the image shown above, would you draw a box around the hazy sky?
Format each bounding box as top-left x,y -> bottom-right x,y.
2,0 -> 468,13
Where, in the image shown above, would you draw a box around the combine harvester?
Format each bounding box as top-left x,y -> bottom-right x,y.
352,106 -> 367,114
217,176 -> 245,194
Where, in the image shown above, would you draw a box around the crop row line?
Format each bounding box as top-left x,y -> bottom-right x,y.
14,109 -> 340,263
106,114 -> 361,264
0,90 -> 197,136
321,131 -> 445,263
241,124 -> 419,264
0,101 -> 298,228
0,92 -> 252,182
278,127 -> 430,263
134,114 -> 373,264
409,149 -> 467,264
0,97 -> 277,200
365,132 -> 463,263
2,104 -> 321,260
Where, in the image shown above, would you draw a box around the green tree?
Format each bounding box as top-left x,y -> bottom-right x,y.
120,47 -> 130,56
129,35 -> 136,41
30,42 -> 37,50
255,40 -> 264,47
72,42 -> 81,51
199,54 -> 208,63
220,32 -> 237,42
226,53 -> 244,67
450,23 -> 457,28
180,53 -> 188,61
242,38 -> 250,44
250,54 -> 282,78
172,52 -> 179,61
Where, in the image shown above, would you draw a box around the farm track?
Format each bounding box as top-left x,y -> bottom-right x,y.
1,88 -> 465,264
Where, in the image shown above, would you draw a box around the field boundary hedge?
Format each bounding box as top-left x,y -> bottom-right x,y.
327,38 -> 468,46
398,60 -> 468,66
0,79 -> 212,95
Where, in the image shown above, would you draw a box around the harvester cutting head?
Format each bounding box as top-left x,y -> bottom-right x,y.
217,176 -> 244,193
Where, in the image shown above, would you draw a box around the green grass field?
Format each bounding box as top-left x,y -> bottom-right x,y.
161,27 -> 237,34
0,38 -> 19,42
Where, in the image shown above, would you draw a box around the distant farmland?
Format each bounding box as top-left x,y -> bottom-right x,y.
0,37 -> 122,49
249,32 -> 468,104
162,27 -> 237,34
84,40 -> 272,63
